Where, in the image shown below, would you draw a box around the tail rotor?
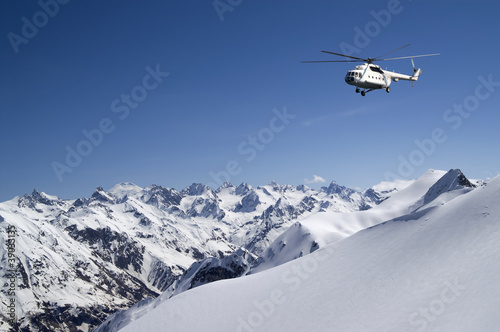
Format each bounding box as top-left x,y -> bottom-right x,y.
410,57 -> 422,86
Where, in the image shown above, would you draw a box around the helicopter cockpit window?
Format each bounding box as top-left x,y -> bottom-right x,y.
369,66 -> 384,74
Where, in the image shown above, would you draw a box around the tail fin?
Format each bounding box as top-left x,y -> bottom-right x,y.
411,67 -> 422,81
410,58 -> 421,81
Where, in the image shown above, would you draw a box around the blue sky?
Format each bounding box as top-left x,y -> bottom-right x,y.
1,0 -> 499,201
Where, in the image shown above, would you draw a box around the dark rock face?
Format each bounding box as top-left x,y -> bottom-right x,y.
456,170 -> 475,188
17,190 -> 61,210
17,304 -> 115,332
143,185 -> 183,208
322,181 -> 356,199
65,225 -> 145,273
190,263 -> 242,286
181,183 -> 212,196
363,188 -> 384,205
235,191 -> 261,212
235,183 -> 252,196
173,249 -> 256,293
147,259 -> 178,291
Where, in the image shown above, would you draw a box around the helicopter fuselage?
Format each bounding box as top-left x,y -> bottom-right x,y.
345,65 -> 390,90
344,63 -> 420,94
301,45 -> 438,96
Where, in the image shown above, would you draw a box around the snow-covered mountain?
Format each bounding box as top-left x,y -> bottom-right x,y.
0,179 -> 379,332
103,169 -> 499,332
250,169 -> 475,274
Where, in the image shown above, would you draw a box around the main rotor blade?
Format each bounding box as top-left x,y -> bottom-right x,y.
321,50 -> 366,61
376,53 -> 440,61
373,44 -> 411,60
301,60 -> 364,63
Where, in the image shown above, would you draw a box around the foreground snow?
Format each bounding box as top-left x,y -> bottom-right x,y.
118,174 -> 500,332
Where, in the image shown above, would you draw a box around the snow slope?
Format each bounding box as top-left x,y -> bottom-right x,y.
250,169 -> 464,273
118,173 -> 500,332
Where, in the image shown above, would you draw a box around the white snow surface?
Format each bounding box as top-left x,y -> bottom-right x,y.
118,172 -> 500,332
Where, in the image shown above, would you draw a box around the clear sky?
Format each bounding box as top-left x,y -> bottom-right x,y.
1,0 -> 499,201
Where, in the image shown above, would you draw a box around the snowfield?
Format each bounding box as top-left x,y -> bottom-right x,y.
117,172 -> 500,332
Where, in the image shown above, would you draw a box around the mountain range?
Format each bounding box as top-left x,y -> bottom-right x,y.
2,169 -> 496,331
1,176 -> 385,331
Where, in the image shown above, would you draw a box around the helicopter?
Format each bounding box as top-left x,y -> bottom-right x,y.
302,44 -> 439,96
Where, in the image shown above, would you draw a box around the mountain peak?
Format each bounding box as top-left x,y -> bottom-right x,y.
235,183 -> 252,196
91,186 -> 116,203
31,188 -> 58,200
296,184 -> 311,193
109,182 -> 143,199
423,169 -> 475,205
269,180 -> 279,187
453,169 -> 475,187
143,185 -> 182,208
322,181 -> 356,198
182,183 -> 214,196
216,182 -> 235,192
18,189 -> 59,208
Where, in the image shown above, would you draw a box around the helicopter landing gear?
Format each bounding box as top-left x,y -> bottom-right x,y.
386,87 -> 391,93
358,88 -> 374,96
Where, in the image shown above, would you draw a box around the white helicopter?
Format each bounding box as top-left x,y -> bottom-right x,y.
302,44 -> 439,96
